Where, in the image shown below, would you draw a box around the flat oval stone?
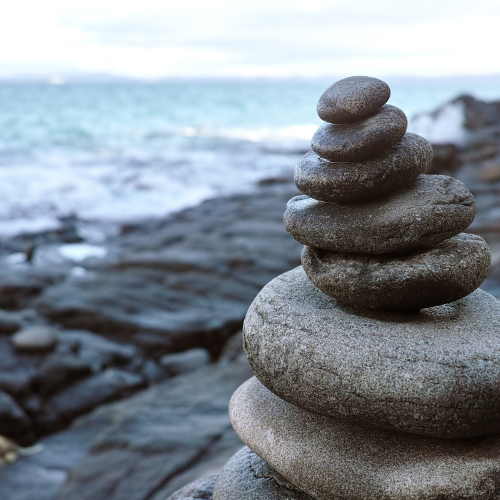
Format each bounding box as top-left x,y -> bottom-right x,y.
302,233 -> 491,310
311,105 -> 407,162
213,446 -> 313,500
317,76 -> 391,124
243,267 -> 500,438
295,133 -> 432,203
231,377 -> 500,500
284,175 -> 476,254
11,325 -> 59,352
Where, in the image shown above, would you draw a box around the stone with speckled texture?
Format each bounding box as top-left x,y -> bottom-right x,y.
311,105 -> 407,162
302,233 -> 491,310
167,474 -> 219,500
230,377 -> 500,500
284,175 -> 476,254
295,133 -> 432,203
317,76 -> 391,124
213,446 -> 314,500
243,266 -> 500,438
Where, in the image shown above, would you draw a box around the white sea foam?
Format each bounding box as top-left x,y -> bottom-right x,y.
0,134 -> 303,238
408,101 -> 466,144
58,244 -> 107,262
0,216 -> 61,238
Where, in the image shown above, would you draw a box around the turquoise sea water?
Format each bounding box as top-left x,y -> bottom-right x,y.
0,78 -> 499,237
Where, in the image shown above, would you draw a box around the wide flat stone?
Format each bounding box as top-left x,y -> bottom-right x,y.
295,133 -> 432,203
213,446 -> 313,500
243,266 -> 500,438
317,76 -> 391,124
284,175 -> 476,254
311,105 -> 407,162
231,377 -> 500,500
302,233 -> 491,310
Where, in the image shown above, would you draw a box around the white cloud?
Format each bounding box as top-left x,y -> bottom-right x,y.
0,0 -> 499,78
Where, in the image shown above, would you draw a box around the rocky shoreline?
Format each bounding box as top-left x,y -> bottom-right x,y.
1,94 -> 500,500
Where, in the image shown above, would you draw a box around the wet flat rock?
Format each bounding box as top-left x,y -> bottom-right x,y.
231,377 -> 500,500
317,76 -> 391,124
35,183 -> 302,355
243,266 -> 500,438
295,133 -> 432,203
213,446 -> 313,500
284,175 -> 476,254
311,105 -> 407,162
302,233 -> 491,310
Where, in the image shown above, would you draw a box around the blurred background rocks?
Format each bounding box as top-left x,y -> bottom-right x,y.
0,94 -> 499,500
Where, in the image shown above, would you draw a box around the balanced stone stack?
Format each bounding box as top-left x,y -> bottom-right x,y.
200,77 -> 500,500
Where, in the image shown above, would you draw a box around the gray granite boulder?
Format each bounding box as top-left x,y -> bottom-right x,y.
231,377 -> 500,500
213,446 -> 313,500
243,266 -> 500,438
302,233 -> 491,310
295,133 -> 432,203
317,76 -> 391,124
284,175 -> 476,254
311,105 -> 407,162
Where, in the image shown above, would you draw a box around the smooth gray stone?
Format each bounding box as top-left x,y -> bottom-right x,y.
11,325 -> 59,352
231,377 -> 500,500
160,348 -> 211,377
295,133 -> 432,203
213,446 -> 313,500
284,175 -> 476,254
243,266 -> 500,438
302,233 -> 491,310
317,76 -> 391,124
311,105 -> 407,162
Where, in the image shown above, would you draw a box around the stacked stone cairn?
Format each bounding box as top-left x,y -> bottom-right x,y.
209,77 -> 500,500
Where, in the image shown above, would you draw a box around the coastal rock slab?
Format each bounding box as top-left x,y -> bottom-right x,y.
302,233 -> 491,310
243,267 -> 500,438
311,105 -> 407,162
213,446 -> 314,500
0,390 -> 34,442
231,377 -> 500,500
284,175 -> 476,254
317,76 -> 391,124
295,133 -> 432,203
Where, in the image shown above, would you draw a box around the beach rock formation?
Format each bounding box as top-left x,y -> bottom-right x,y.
199,76 -> 500,500
6,81 -> 500,500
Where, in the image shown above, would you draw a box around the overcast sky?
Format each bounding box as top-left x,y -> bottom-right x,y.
2,0 -> 500,79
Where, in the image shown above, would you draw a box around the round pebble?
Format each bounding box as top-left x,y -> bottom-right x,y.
311,104 -> 407,162
295,133 -> 432,203
284,175 -> 476,254
302,233 -> 491,310
317,76 -> 391,124
11,325 -> 59,351
243,267 -> 500,438
213,446 -> 313,500
230,377 -> 500,500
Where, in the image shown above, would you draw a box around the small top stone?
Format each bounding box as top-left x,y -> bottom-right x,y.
317,76 -> 391,124
11,325 -> 59,352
